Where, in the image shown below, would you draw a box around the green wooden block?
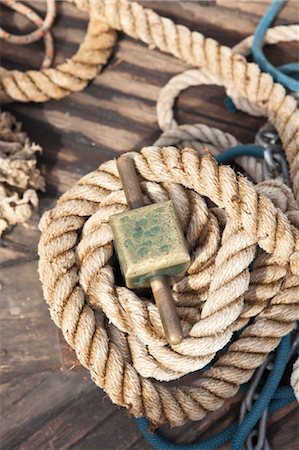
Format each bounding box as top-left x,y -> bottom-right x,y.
109,200 -> 190,289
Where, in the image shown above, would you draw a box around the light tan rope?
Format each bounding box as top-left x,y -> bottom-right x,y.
0,112 -> 45,235
155,68 -> 263,183
0,17 -> 117,103
233,24 -> 299,57
38,146 -> 299,426
2,0 -> 298,195
72,0 -> 299,201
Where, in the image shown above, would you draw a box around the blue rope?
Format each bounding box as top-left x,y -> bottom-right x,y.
231,334 -> 291,450
278,63 -> 299,79
224,96 -> 237,113
216,145 -> 264,164
225,0 -> 299,113
136,419 -> 237,450
252,0 -> 299,93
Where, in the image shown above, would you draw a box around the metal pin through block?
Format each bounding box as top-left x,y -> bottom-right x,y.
109,156 -> 191,345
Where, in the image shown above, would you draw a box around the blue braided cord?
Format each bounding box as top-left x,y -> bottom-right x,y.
272,385 -> 295,400
216,145 -> 264,164
252,0 -> 299,93
269,394 -> 296,413
136,419 -> 238,450
231,334 -> 291,450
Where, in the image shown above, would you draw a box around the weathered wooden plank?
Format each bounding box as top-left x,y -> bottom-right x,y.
269,405 -> 299,450
19,384 -> 115,450
1,368 -> 92,449
69,408 -> 146,450
0,260 -> 60,380
216,0 -> 299,22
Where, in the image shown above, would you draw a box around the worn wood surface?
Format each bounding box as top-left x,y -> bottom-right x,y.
1,1 -> 299,449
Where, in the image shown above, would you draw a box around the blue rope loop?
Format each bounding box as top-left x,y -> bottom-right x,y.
252,0 -> 299,93
225,0 -> 299,113
216,145 -> 264,164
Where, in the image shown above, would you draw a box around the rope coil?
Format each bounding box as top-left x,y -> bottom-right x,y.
38,146 -> 299,427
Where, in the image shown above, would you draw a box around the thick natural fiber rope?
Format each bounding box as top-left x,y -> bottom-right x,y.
72,0 -> 299,202
0,16 -> 117,103
155,68 -> 263,183
155,24 -> 299,187
39,146 -> 299,426
233,25 -> 299,57
2,0 -> 298,196
0,112 -> 45,235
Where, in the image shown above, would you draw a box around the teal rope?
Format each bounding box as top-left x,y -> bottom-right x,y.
224,96 -> 237,113
231,334 -> 291,450
216,145 -> 264,164
278,63 -> 299,79
252,0 -> 299,93
225,0 -> 299,112
136,418 -> 237,450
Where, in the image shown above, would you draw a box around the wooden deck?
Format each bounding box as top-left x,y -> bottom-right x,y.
1,1 -> 299,449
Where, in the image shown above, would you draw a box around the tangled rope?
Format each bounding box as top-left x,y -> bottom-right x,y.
38,146 -> 299,427
230,23 -> 299,117
0,112 -> 45,235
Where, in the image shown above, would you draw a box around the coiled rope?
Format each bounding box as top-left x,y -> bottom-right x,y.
2,0 -> 298,436
38,145 -> 299,427
149,2 -> 299,443
0,112 -> 45,235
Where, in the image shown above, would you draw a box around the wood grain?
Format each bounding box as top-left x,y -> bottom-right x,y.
1,1 -> 298,449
